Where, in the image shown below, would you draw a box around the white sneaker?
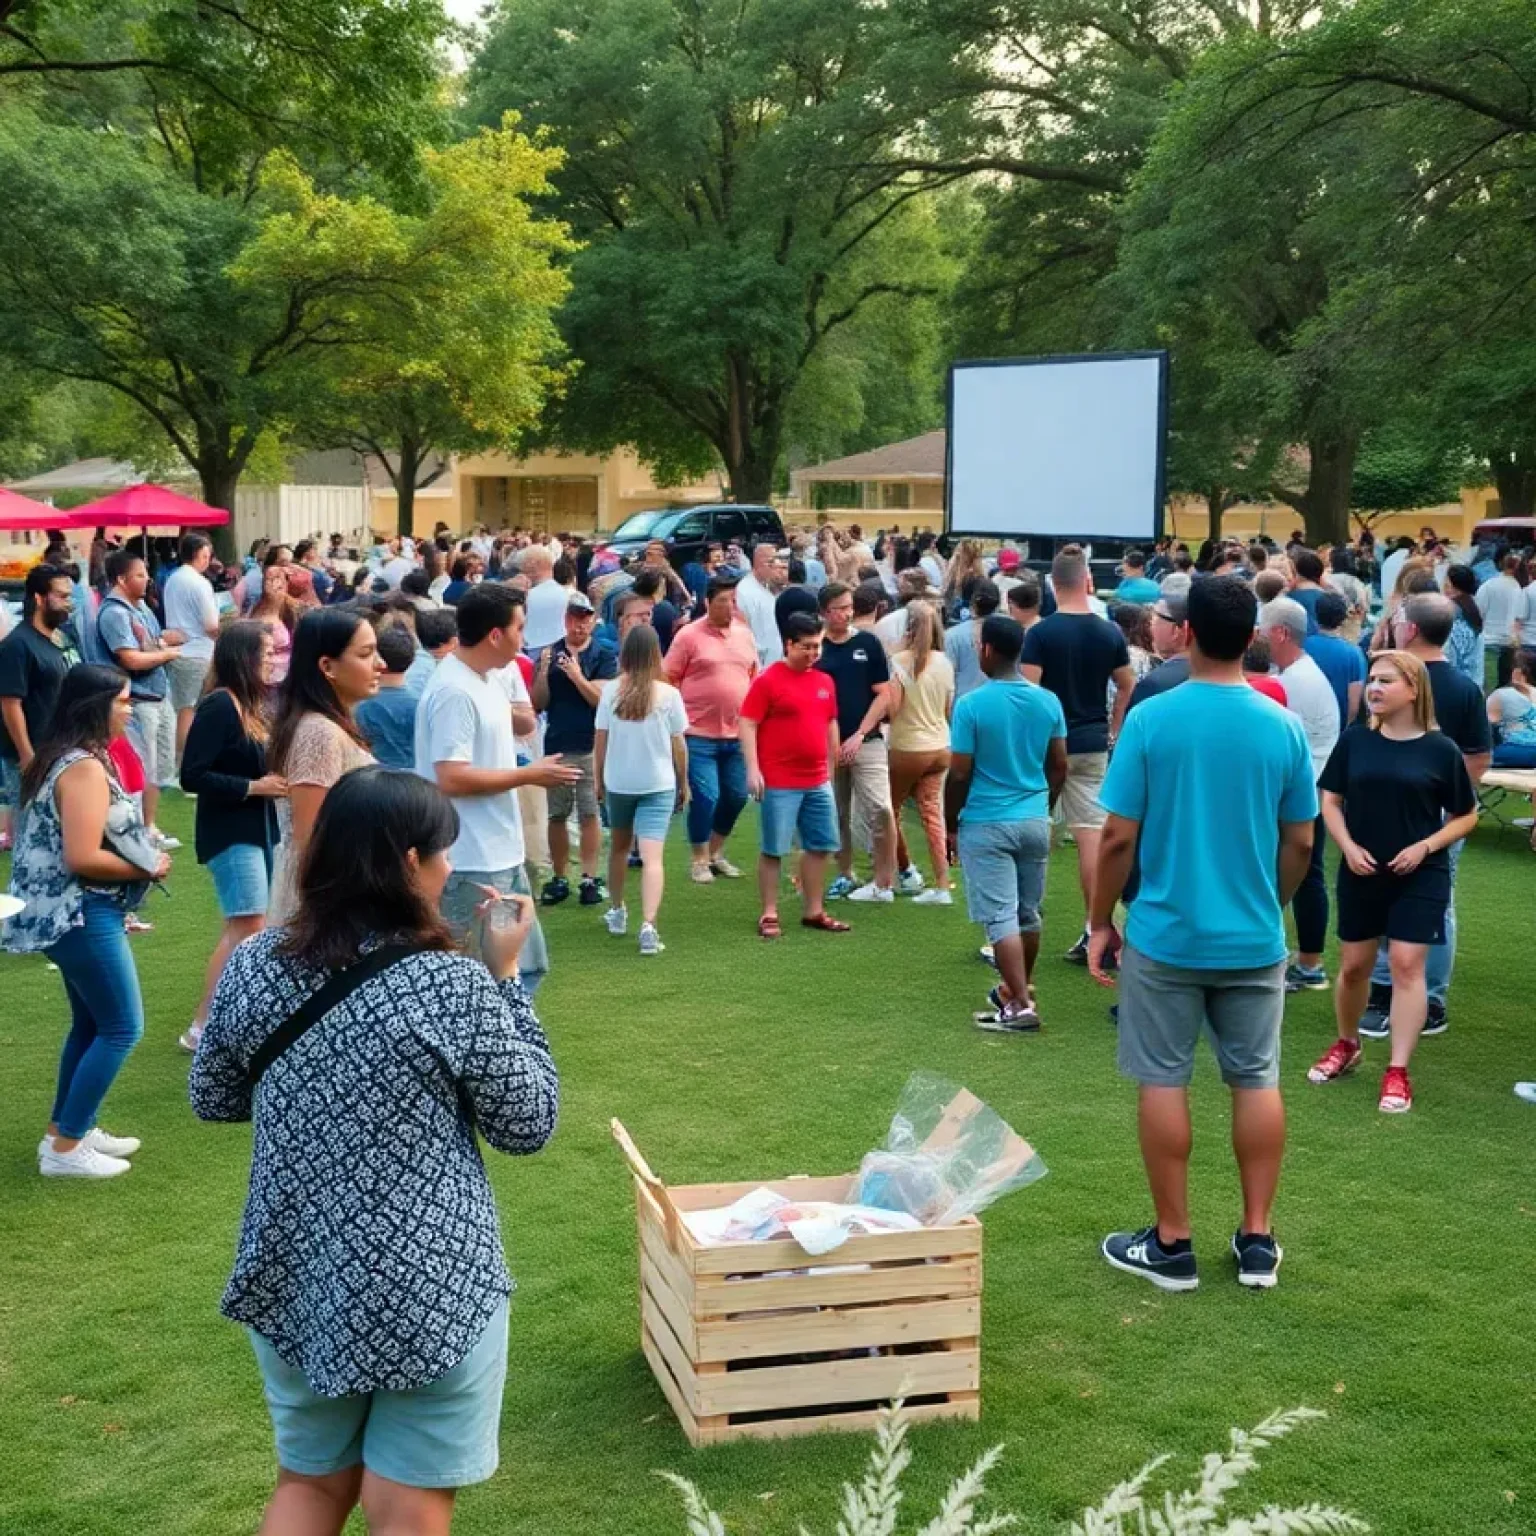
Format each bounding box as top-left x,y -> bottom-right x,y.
639,922 -> 665,956
897,866 -> 926,895
1515,1082 -> 1536,1105
40,1127 -> 142,1159
150,829 -> 182,851
709,856 -> 743,879
689,861 -> 715,884
912,888 -> 953,906
178,1023 -> 203,1053
848,882 -> 894,903
39,1140 -> 131,1179
603,905 -> 628,937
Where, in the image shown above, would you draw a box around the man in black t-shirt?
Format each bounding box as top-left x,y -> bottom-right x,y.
815,582 -> 897,900
1022,552 -> 1136,960
1358,594 -> 1492,1035
0,565 -> 80,816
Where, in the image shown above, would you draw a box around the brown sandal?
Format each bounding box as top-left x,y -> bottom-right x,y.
801,913 -> 851,933
758,913 -> 782,940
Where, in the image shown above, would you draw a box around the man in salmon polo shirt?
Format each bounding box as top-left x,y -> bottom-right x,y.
738,610 -> 851,940
664,575 -> 759,884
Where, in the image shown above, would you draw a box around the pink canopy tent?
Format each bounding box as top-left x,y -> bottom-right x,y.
0,486 -> 76,533
67,483 -> 231,531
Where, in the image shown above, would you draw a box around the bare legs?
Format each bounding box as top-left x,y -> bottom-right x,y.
1332,938 -> 1376,1044
758,850 -> 829,922
1231,1087 -> 1285,1236
1071,826 -> 1101,921
194,914 -> 265,1028
547,813 -> 601,882
1386,940 -> 1430,1070
607,831 -> 666,926
258,1467 -> 455,1536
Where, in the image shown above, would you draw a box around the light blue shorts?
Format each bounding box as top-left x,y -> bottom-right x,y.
206,843 -> 273,919
958,818 -> 1051,943
249,1298 -> 509,1489
759,784 -> 839,858
606,788 -> 674,842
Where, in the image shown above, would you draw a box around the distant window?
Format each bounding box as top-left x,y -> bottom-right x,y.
713,510 -> 747,545
811,481 -> 860,511
880,482 -> 911,510
670,511 -> 710,540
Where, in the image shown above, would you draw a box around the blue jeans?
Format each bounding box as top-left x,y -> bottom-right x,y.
46,894 -> 146,1139
1370,837 -> 1461,1006
1492,741 -> 1536,768
685,737 -> 748,848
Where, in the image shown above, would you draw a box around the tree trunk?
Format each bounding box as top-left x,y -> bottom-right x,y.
392,436 -> 426,538
1205,486 -> 1227,546
1302,428 -> 1359,547
198,457 -> 241,565
1488,446 -> 1536,520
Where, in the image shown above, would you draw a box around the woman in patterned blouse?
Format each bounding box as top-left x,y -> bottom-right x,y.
191,766 -> 558,1535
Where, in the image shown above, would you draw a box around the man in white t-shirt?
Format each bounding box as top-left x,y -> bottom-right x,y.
733,541 -> 789,667
415,582 -> 580,994
161,532 -> 222,761
520,547 -> 567,654
380,537 -> 416,590
1259,595 -> 1341,992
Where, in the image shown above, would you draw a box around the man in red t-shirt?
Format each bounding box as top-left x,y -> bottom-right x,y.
738,611 -> 849,940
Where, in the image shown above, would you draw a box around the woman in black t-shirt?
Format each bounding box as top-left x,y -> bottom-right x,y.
1307,650 -> 1477,1114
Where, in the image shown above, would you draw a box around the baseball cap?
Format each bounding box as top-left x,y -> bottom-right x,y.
997,548 -> 1021,571
566,592 -> 594,613
1153,593 -> 1188,623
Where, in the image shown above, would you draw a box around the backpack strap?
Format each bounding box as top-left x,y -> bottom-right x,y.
248,943 -> 424,1089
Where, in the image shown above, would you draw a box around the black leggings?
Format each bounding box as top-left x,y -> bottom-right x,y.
1292,812 -> 1329,955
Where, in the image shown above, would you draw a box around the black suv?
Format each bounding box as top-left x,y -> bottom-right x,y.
602,504 -> 785,569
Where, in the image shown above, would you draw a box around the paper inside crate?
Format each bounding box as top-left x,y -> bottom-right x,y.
680,1185 -> 923,1255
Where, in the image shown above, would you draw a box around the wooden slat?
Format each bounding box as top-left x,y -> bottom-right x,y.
689,1220 -> 982,1277
641,1257 -> 698,1362
710,1394 -> 979,1445
638,1214 -> 696,1327
666,1174 -> 857,1212
695,1346 -> 980,1416
642,1290 -> 702,1414
697,1256 -> 980,1315
696,1296 -> 981,1363
641,1326 -> 701,1448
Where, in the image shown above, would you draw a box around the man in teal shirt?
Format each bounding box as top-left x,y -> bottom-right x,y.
945,616 -> 1067,1033
1089,576 -> 1316,1293
1112,548 -> 1162,605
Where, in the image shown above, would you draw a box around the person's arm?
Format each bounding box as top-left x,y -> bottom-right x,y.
1108,664 -> 1136,741
1346,679 -> 1363,724
434,757 -> 579,796
1045,736 -> 1068,806
826,717 -> 841,782
1389,805 -> 1479,874
179,697 -> 260,803
943,750 -> 972,841
739,716 -> 763,799
1022,663 -> 1043,685
457,965 -> 560,1154
1276,818 -> 1315,905
530,648 -> 552,711
842,680 -> 892,763
285,781 -> 330,865
671,731 -> 689,809
0,696 -> 33,767
1463,750 -> 1490,786
592,727 -> 607,803
561,654 -> 606,707
56,758 -> 163,883
1322,788 -> 1375,876
1088,812 -> 1139,982
111,643 -> 179,672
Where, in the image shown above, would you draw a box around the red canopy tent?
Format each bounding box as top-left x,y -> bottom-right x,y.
67,483 -> 230,531
0,486 -> 76,533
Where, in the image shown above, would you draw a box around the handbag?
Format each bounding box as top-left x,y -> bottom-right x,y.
247,942 -> 425,1088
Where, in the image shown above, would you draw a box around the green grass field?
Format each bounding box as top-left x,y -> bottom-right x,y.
2,795 -> 1533,1535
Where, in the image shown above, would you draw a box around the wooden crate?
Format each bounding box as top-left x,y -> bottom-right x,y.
613,1120 -> 982,1447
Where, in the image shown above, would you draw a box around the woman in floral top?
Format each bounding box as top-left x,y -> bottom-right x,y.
4,665 -> 170,1179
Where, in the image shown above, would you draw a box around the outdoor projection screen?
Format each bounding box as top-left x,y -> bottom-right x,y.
945,352 -> 1168,541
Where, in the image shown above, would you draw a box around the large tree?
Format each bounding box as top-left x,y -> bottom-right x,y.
467,0 -> 967,502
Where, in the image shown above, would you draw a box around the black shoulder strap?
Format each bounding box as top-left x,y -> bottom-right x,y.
248,943 -> 424,1088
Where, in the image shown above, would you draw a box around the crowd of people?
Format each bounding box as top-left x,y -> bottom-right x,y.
2,511 -> 1533,1531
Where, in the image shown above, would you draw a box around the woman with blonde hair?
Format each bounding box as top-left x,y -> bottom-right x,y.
886,600 -> 956,903
1367,555 -> 1435,651
594,624 -> 689,956
941,539 -> 985,621
1306,650 -> 1478,1113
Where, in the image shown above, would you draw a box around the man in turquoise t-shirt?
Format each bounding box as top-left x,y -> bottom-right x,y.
945,616 -> 1067,1033
1112,548 -> 1162,605
1088,576 -> 1317,1295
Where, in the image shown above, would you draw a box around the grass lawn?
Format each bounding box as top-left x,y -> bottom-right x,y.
2,794 -> 1533,1535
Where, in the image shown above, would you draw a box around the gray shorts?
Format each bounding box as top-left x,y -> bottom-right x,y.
440,864 -> 549,997
167,654 -> 211,711
957,818 -> 1050,943
1116,943 -> 1284,1090
546,751 -> 598,822
127,696 -> 177,787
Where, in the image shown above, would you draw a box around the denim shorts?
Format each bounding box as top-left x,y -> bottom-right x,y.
207,843 -> 273,919
0,754 -> 18,809
759,784 -> 839,858
607,788 -> 674,841
249,1297 -> 509,1489
958,818 -> 1050,942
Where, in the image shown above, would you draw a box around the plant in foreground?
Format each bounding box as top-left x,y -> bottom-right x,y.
659,1401 -> 1368,1536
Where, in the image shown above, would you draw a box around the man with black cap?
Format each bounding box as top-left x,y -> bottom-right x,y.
1127,590 -> 1191,708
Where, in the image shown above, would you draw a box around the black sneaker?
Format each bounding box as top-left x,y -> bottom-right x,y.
1100,1225 -> 1199,1292
1421,1000 -> 1448,1037
1357,982 -> 1392,1040
1231,1230 -> 1283,1290
627,847 -> 643,869
1064,932 -> 1090,965
579,876 -> 606,906
540,876 -> 570,906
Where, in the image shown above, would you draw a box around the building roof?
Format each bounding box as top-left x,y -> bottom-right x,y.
793,430 -> 945,483
5,456 -> 181,492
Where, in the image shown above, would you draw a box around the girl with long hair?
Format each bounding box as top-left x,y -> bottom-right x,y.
177,623 -> 290,1052
5,665 -> 169,1178
886,601 -> 956,903
266,609 -> 382,924
593,625 -> 689,955
190,767 -> 557,1536
249,564 -> 300,688
1368,555 -> 1435,651
1488,647 -> 1536,772
1307,650 -> 1478,1113
941,540 -> 985,620
1442,564 -> 1484,687
1326,547 -> 1370,641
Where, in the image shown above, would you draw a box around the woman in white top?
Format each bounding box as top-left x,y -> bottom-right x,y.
594,626 -> 689,956
886,601 -> 956,904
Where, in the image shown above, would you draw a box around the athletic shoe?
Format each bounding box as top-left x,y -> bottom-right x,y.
826,875 -> 856,900
149,828 -> 181,851
627,848 -> 643,868
978,943 -> 997,968
709,856 -> 743,879
1284,961 -> 1329,993
1307,1038 -> 1363,1083
689,860 -> 714,884
1379,1065 -> 1413,1114
638,922 -> 665,956
540,876 -> 570,906
579,876 -> 606,906
1514,1082 -> 1536,1105
912,888 -> 953,906
603,905 -> 628,937
39,1141 -> 131,1179
1357,982 -> 1392,1038
37,1127 -> 141,1161
848,882 -> 894,903
974,1003 -> 1041,1034
1421,1000 -> 1448,1037
896,866 -> 926,895
1100,1226 -> 1199,1292
1064,932 -> 1090,965
1231,1230 -> 1283,1290
124,914 -> 154,934
178,1024 -> 203,1054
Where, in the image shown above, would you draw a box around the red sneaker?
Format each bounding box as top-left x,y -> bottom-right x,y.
1307,1038 -> 1362,1084
1379,1066 -> 1413,1114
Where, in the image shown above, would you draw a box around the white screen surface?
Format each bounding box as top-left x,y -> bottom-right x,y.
947,354 -> 1165,540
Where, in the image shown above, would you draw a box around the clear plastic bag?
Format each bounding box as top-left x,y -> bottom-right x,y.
851,1070 -> 1047,1225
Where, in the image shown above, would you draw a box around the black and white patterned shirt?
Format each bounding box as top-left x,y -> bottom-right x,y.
189,929 -> 558,1397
